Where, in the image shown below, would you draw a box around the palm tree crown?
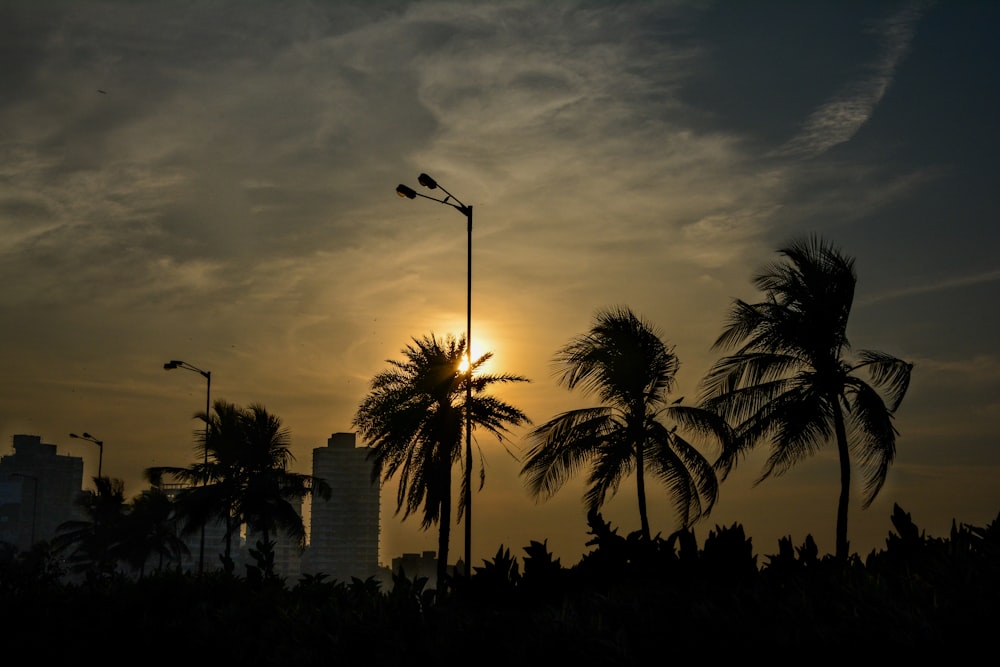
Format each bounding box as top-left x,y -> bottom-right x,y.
52,476 -> 129,580
698,236 -> 913,559
118,487 -> 189,577
145,400 -> 329,572
521,306 -> 733,540
353,332 -> 530,590
229,403 -> 328,548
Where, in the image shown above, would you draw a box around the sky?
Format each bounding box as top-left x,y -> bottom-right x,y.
2,0 -> 998,568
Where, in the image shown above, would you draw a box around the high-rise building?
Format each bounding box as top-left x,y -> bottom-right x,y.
245,495 -> 304,580
303,432 -> 380,581
0,434 -> 85,551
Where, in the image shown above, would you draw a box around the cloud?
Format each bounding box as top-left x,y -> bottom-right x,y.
1,0 -> 994,564
775,1 -> 931,159
857,268 -> 1000,307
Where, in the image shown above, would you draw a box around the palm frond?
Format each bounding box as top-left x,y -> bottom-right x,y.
845,379 -> 898,508
701,373 -> 801,431
646,422 -> 719,526
520,407 -> 616,500
553,306 -> 678,409
744,387 -> 831,482
854,349 -> 913,412
658,403 -> 735,462
354,330 -> 529,537
582,429 -> 634,511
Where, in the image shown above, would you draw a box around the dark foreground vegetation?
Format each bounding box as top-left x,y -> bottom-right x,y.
2,504 -> 997,665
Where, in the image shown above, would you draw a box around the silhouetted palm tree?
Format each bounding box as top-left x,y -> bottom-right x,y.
233,403 -> 330,557
146,400 -> 329,573
520,306 -> 733,540
353,333 -> 530,591
117,487 -> 189,577
698,236 -> 913,560
147,399 -> 241,571
52,476 -> 128,580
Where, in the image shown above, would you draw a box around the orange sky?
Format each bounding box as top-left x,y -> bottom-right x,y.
2,0 -> 998,567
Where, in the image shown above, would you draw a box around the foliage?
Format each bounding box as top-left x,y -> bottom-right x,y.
117,486 -> 190,576
522,306 -> 734,540
699,236 -> 914,559
1,504 -> 996,662
50,475 -> 129,581
245,539 -> 282,586
144,400 -> 330,571
0,539 -> 64,595
353,332 -> 531,591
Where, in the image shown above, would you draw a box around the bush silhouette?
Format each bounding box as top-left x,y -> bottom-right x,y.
1,503 -> 996,663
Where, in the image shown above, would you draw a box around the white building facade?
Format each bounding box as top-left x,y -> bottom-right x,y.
302,432 -> 380,582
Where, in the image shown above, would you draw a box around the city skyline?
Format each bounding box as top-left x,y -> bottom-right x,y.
2,1 -> 998,567
1,431 -> 387,577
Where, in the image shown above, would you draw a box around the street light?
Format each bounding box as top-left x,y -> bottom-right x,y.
12,473 -> 38,547
69,432 -> 104,479
396,172 -> 474,578
164,359 -> 211,575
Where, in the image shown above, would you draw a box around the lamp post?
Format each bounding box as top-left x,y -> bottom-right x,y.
69,432 -> 104,480
12,473 -> 38,547
396,173 -> 474,578
164,359 -> 211,575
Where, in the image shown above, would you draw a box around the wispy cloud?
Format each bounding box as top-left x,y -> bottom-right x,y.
0,0 -> 995,563
858,268 -> 1000,306
776,1 -> 932,159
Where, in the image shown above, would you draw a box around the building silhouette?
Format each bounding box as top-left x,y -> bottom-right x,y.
245,495 -> 304,580
0,434 -> 84,551
1,431 -> 432,585
392,550 -> 439,586
302,432 -> 380,581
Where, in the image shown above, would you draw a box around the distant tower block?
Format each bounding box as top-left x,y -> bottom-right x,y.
304,432 -> 380,581
0,434 -> 85,551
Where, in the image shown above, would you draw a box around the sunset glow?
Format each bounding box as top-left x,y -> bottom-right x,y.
2,0 -> 997,567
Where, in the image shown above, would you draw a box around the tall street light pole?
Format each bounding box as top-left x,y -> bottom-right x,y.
164,359 -> 211,575
69,432 -> 104,480
396,173 -> 474,578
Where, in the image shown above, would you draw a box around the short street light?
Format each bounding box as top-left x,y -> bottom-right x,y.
396,172 -> 474,578
69,432 -> 104,479
164,359 -> 211,575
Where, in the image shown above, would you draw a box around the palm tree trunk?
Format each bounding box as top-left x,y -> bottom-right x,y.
635,443 -> 650,540
832,401 -> 851,560
223,511 -> 235,573
436,458 -> 452,594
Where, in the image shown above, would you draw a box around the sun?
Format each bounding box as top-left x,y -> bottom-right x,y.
459,334 -> 494,375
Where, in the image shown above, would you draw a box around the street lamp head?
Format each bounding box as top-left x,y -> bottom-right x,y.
392,167 -> 473,578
